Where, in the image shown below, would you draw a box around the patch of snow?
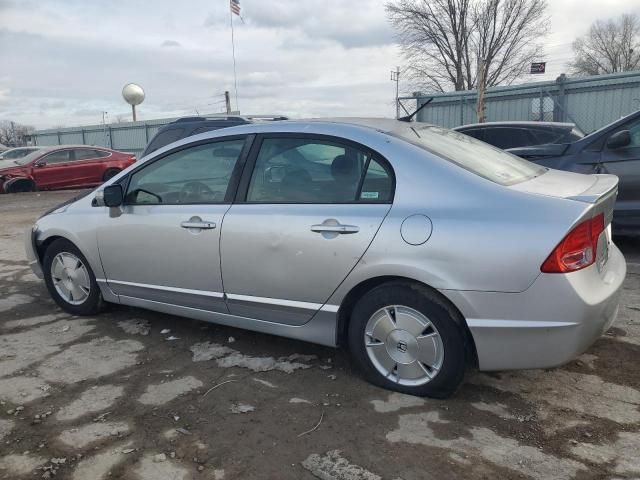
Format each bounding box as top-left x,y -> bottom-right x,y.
138,376 -> 203,406
302,450 -> 382,480
230,403 -> 255,414
58,421 -> 130,449
56,385 -> 125,421
370,392 -> 426,413
38,337 -> 144,383
117,319 -> 151,336
386,411 -> 585,480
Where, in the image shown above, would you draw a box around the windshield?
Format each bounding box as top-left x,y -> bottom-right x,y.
15,149 -> 47,166
397,125 -> 546,186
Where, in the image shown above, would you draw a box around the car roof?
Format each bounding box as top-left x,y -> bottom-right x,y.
139,117 -> 434,161
37,145 -> 113,152
3,146 -> 42,150
454,121 -> 576,130
194,117 -> 436,138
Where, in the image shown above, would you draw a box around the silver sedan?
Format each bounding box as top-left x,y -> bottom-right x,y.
25,119 -> 626,398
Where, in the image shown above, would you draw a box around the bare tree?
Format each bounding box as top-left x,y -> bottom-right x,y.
0,120 -> 35,147
570,14 -> 640,76
386,0 -> 549,92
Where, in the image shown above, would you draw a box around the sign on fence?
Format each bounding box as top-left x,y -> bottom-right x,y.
530,62 -> 546,74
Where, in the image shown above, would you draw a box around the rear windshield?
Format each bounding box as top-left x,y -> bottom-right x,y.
397,125 -> 546,186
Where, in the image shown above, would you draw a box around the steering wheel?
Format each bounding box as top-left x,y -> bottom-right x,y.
178,181 -> 218,203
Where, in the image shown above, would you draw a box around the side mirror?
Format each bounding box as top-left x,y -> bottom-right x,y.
606,130 -> 631,150
34,160 -> 46,167
103,184 -> 124,207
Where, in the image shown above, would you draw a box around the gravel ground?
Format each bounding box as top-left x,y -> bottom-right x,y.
0,190 -> 639,480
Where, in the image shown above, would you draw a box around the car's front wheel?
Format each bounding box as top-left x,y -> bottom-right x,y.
348,282 -> 467,398
43,239 -> 104,315
102,168 -> 121,182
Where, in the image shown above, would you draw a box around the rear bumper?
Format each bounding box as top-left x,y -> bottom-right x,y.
441,243 -> 626,371
24,225 -> 43,279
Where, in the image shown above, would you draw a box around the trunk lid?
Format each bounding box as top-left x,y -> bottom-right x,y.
510,169 -> 617,208
511,169 -> 618,273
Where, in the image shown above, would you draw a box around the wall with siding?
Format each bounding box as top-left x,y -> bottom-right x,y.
32,117 -> 178,156
408,71 -> 640,133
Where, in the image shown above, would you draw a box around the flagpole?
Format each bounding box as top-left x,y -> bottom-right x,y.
229,6 -> 239,113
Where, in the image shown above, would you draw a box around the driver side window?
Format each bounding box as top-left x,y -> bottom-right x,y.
125,138 -> 245,205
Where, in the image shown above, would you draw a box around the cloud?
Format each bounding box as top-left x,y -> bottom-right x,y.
161,40 -> 181,48
1,0 -> 636,129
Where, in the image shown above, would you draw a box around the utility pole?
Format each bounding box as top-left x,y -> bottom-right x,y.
476,58 -> 486,123
224,91 -> 231,114
102,111 -> 108,147
391,67 -> 400,119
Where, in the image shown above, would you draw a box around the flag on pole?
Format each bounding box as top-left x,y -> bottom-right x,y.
230,0 -> 241,16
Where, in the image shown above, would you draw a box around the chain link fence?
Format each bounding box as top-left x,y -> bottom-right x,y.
400,71 -> 640,134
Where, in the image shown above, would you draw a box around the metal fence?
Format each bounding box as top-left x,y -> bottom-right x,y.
400,71 -> 640,134
32,117 -> 180,156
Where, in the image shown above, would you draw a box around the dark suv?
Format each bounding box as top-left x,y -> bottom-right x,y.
141,115 -> 288,158
507,111 -> 640,236
454,121 -> 584,149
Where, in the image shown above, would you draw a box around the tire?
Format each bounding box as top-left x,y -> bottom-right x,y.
6,179 -> 35,193
102,169 -> 120,182
347,281 -> 467,398
43,238 -> 104,315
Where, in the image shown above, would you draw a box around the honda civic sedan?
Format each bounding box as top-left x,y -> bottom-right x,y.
25,119 -> 626,398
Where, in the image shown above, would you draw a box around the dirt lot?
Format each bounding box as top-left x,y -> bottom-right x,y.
0,190 -> 639,480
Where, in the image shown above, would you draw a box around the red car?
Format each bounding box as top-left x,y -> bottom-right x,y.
0,145 -> 136,193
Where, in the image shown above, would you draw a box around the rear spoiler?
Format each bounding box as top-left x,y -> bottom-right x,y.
567,174 -> 618,204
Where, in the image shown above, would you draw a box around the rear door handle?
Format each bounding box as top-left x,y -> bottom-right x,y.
181,220 -> 216,230
311,224 -> 360,234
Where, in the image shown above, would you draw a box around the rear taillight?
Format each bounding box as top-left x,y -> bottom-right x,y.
541,213 -> 605,274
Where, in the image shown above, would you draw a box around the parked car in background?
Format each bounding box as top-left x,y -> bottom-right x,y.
454,121 -> 584,149
141,115 -> 288,158
0,146 -> 42,161
0,145 -> 135,193
508,110 -> 640,236
27,119 -> 625,398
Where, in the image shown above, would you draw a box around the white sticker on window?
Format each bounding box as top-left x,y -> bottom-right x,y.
361,191 -> 379,199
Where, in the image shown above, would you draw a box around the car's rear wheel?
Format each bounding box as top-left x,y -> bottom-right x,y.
43,239 -> 104,315
102,168 -> 121,182
348,282 -> 466,398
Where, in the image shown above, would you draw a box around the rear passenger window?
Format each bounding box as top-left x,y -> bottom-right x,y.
359,159 -> 393,202
92,150 -> 111,158
246,137 -> 393,204
74,149 -> 99,161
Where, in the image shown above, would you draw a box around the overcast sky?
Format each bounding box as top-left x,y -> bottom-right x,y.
0,0 -> 638,129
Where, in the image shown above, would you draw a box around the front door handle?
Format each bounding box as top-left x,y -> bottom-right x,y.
181,219 -> 216,230
311,224 -> 359,234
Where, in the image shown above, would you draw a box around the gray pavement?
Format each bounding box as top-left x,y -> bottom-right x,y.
0,190 -> 638,480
